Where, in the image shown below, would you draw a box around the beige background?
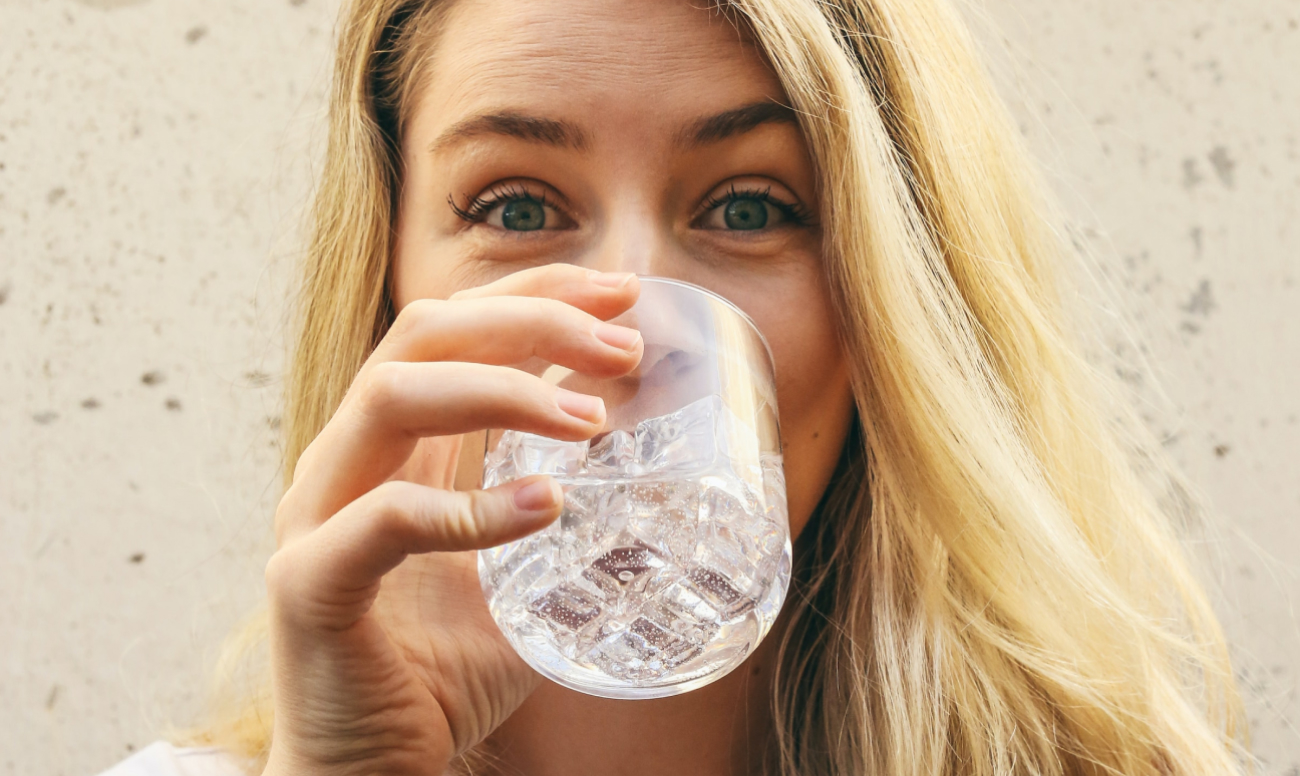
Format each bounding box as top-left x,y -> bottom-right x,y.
0,0 -> 1295,774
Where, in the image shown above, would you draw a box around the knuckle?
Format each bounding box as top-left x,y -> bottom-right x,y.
263,546 -> 302,602
388,297 -> 443,339
357,361 -> 405,418
290,440 -> 320,483
369,480 -> 413,523
272,487 -> 301,540
368,480 -> 428,543
443,492 -> 484,546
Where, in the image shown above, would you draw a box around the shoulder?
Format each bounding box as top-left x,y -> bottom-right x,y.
96,741 -> 249,776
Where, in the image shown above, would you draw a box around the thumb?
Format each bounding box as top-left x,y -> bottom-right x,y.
266,476 -> 562,630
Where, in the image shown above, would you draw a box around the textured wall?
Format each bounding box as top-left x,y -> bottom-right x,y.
974,1 -> 1300,769
0,1 -> 1295,774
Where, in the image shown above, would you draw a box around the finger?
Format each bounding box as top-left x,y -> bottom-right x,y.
370,295 -> 643,378
281,361 -> 602,540
450,263 -> 639,321
266,477 -> 562,630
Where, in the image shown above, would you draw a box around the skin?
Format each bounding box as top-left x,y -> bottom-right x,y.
263,1 -> 855,775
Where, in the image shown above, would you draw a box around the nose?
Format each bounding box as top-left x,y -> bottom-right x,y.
583,197 -> 663,277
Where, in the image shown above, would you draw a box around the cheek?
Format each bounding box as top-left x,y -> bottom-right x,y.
392,243 -> 479,308
392,180 -> 452,308
741,266 -> 853,536
754,278 -> 845,428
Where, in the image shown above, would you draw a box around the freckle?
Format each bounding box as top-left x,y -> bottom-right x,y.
129,552 -> 145,564
165,397 -> 182,411
141,370 -> 165,386
812,431 -> 820,439
1214,444 -> 1230,458
81,397 -> 100,410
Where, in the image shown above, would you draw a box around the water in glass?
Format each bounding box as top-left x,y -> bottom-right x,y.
479,394 -> 791,698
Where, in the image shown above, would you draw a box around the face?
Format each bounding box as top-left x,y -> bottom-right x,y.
392,0 -> 855,538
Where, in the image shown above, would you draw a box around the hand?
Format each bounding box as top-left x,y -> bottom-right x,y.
261,265 -> 642,775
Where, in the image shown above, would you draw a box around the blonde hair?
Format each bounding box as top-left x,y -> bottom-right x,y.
191,1 -> 1251,773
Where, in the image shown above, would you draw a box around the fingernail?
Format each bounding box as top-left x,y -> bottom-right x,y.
514,478 -> 562,512
590,271 -> 636,288
593,322 -> 641,352
555,388 -> 605,424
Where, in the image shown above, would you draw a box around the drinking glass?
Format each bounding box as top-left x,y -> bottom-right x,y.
478,277 -> 790,699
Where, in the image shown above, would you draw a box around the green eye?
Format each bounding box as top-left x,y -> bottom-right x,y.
723,198 -> 769,230
501,199 -> 546,231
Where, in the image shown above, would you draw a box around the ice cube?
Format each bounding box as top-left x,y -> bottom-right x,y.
701,484 -> 783,563
560,484 -> 600,534
589,615 -> 698,682
587,429 -> 636,475
684,566 -> 751,620
699,483 -> 745,525
634,395 -> 721,475
626,481 -> 699,564
484,430 -> 586,486
628,616 -> 699,665
494,553 -> 560,607
649,582 -> 721,645
562,483 -> 631,556
513,432 -> 588,477
697,516 -> 766,590
530,583 -> 605,634
582,535 -> 669,608
481,433 -> 519,488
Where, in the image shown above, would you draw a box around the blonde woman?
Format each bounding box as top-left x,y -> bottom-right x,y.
99,0 -> 1250,774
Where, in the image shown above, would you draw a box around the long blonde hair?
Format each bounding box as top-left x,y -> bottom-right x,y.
192,1 -> 1251,773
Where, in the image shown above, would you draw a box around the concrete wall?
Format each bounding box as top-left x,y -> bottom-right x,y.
0,1 -> 1295,774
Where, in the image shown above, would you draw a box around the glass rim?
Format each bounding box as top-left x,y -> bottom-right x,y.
633,275 -> 777,370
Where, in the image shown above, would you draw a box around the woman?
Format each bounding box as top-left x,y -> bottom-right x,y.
103,0 -> 1249,774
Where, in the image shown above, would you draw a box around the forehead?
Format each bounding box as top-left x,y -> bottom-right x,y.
418,0 -> 786,139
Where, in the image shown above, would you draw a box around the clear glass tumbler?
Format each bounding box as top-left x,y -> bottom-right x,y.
478,277 -> 791,699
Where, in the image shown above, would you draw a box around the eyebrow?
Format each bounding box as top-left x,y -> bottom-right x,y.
680,100 -> 799,147
429,111 -> 589,153
427,100 -> 798,155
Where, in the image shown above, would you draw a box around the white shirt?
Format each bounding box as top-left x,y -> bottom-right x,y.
96,742 -> 246,776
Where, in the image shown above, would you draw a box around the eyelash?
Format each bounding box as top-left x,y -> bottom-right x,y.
698,184 -> 813,227
449,184 -> 550,223
448,183 -> 813,227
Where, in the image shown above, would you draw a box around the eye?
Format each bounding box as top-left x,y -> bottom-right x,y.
721,197 -> 769,230
490,197 -> 552,231
450,183 -> 573,232
695,185 -> 811,232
